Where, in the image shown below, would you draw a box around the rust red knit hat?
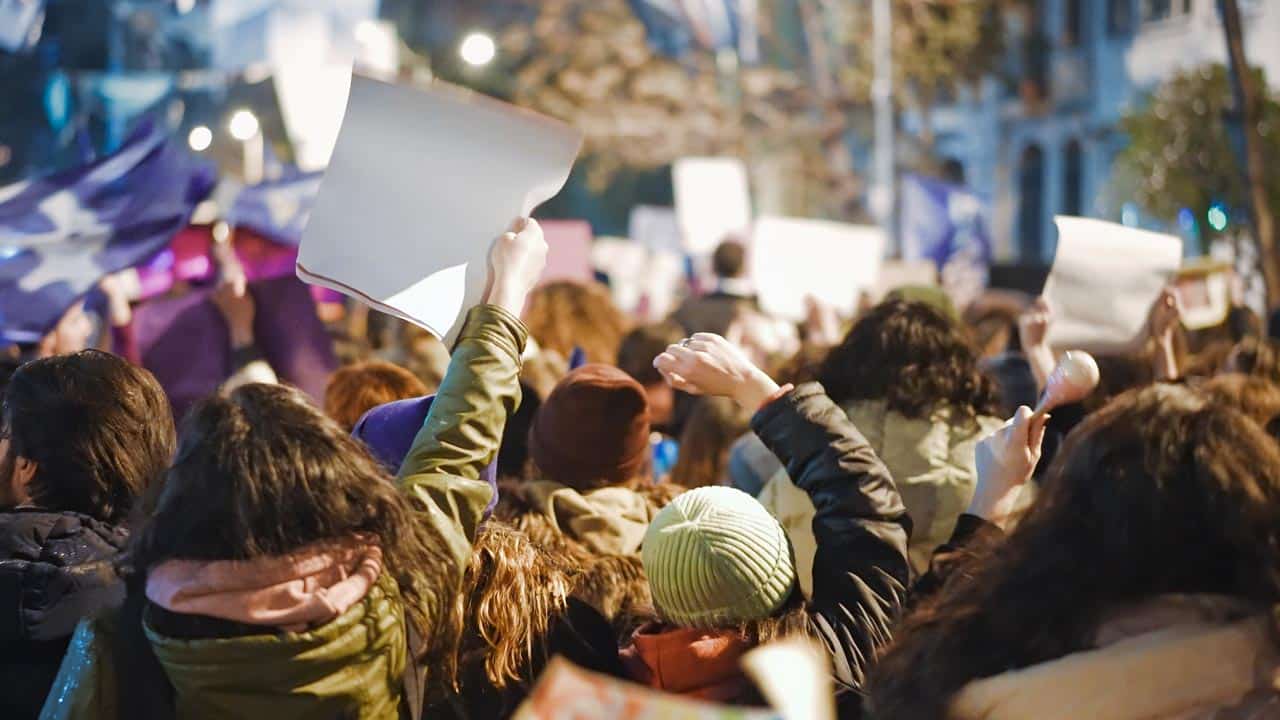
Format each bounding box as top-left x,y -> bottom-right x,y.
529,364 -> 651,490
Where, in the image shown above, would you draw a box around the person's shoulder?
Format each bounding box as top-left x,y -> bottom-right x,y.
0,509 -> 127,565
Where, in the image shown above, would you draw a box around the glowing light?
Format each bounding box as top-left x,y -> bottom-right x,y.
228,109 -> 259,141
1207,203 -> 1229,232
187,125 -> 212,152
175,0 -> 195,14
1121,203 -> 1139,228
1177,207 -> 1196,232
459,32 -> 496,67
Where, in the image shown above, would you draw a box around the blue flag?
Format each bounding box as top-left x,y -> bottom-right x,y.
900,173 -> 992,269
0,0 -> 46,53
900,173 -> 992,307
0,122 -> 214,343
226,169 -> 323,246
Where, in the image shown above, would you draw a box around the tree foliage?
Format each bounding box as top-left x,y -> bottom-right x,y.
1118,64 -> 1280,238
501,0 -> 825,194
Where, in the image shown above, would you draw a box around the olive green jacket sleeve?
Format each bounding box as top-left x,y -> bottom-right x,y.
396,304 -> 526,596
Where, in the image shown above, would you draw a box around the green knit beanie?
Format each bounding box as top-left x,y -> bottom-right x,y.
642,486 -> 797,628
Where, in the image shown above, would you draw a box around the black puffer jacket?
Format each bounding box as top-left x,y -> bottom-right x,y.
751,383 -> 913,719
0,509 -> 127,719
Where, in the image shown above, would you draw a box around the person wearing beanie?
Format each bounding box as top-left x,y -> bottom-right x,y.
494,363 -> 687,629
621,332 -> 911,718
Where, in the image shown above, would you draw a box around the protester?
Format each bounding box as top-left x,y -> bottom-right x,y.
494,363 -> 682,627
40,218 -> 548,719
1,351 -> 173,720
1200,374 -> 1280,442
625,332 -> 910,716
671,237 -> 759,337
424,521 -> 624,719
324,360 -> 429,432
867,384 -> 1280,718
1222,335 -> 1280,384
668,397 -> 750,489
731,299 -> 1003,574
523,281 -> 629,366
33,302 -> 96,359
617,321 -> 686,431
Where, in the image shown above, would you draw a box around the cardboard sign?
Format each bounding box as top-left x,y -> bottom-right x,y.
298,74 -> 582,344
1174,259 -> 1233,330
674,157 -> 752,255
1043,217 -> 1182,351
751,216 -> 885,322
513,657 -> 778,720
538,219 -> 594,284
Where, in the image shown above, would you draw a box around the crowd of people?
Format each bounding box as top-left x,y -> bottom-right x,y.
4,215 -> 1280,719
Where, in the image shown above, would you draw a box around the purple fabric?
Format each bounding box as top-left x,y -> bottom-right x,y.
0,122 -> 214,342
352,395 -> 499,517
128,275 -> 337,419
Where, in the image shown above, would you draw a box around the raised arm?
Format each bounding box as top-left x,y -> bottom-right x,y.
397,218 -> 547,572
654,332 -> 911,697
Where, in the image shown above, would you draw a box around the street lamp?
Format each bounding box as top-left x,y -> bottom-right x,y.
228,109 -> 259,141
459,32 -> 496,67
228,109 -> 263,183
187,125 -> 212,152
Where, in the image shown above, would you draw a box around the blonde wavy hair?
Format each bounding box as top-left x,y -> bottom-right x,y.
433,522 -> 577,693
522,281 -> 630,366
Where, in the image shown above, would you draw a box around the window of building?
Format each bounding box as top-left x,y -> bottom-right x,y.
1142,0 -> 1193,23
1063,140 -> 1084,216
1064,0 -> 1085,46
1017,145 -> 1046,262
1108,0 -> 1134,34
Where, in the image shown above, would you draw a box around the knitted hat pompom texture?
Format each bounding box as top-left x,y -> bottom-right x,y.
642,486 -> 797,629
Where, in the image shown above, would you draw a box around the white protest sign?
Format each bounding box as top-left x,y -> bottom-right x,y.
297,74 -> 582,344
673,157 -> 752,255
627,204 -> 681,254
1043,216 -> 1182,351
751,216 -> 886,322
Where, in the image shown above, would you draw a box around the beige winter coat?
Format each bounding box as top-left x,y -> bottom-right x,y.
952,595 -> 1280,720
745,399 -> 1003,578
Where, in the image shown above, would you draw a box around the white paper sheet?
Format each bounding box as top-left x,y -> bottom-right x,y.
1043,217 -> 1183,351
297,74 -> 582,344
750,216 -> 886,322
673,157 -> 752,255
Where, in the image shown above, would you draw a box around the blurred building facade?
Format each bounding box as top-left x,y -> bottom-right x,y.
913,0 -> 1280,264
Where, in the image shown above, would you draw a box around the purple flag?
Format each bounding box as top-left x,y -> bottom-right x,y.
0,122 -> 214,343
226,170 -> 323,246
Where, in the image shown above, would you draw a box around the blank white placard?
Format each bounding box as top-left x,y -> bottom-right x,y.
673,157 -> 752,255
1043,216 -> 1182,351
751,216 -> 886,322
297,74 -> 582,345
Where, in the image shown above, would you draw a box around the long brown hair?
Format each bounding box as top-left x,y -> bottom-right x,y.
867,384 -> 1280,718
127,383 -> 459,645
670,397 -> 750,488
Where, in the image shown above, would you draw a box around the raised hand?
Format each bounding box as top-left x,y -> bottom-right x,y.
483,217 -> 548,316
968,406 -> 1049,529
1018,296 -> 1056,392
1017,296 -> 1052,350
1147,286 -> 1183,345
212,283 -> 257,349
653,332 -> 781,411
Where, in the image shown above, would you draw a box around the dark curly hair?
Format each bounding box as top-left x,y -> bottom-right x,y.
817,300 -> 1000,421
867,384 -> 1280,718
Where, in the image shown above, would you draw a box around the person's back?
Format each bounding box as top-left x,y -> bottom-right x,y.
0,351 -> 173,719
671,238 -> 759,337
868,384 -> 1280,719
